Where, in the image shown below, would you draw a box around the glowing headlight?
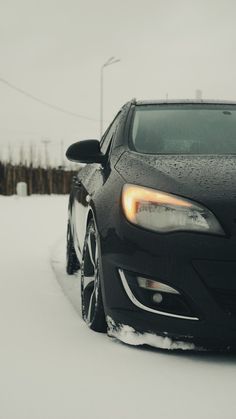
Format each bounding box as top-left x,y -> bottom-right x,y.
122,184 -> 224,235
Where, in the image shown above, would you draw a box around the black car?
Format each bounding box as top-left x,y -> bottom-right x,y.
66,99 -> 236,351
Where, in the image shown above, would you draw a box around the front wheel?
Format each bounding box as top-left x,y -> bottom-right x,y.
81,219 -> 107,332
66,221 -> 80,275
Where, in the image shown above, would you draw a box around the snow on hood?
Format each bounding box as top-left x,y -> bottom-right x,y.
106,316 -> 199,351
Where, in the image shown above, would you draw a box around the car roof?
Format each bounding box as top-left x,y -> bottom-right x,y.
135,99 -> 236,105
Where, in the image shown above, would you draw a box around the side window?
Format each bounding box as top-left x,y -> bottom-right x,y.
100,112 -> 121,155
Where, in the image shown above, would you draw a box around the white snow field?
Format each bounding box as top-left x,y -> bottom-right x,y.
0,195 -> 236,419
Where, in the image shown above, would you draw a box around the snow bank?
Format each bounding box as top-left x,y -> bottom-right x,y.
106,316 -> 197,351
1,195 -> 236,419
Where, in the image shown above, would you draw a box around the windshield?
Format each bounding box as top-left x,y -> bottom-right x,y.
131,104 -> 236,154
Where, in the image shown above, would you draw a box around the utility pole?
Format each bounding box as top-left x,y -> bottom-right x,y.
60,139 -> 65,167
41,139 -> 51,168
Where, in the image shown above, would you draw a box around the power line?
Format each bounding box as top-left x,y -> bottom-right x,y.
0,76 -> 98,122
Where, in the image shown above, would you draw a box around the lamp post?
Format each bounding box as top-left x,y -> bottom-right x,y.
100,57 -> 120,138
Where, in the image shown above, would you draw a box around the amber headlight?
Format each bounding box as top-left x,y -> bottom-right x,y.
122,184 -> 224,235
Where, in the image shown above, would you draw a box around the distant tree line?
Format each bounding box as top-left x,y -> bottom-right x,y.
0,161 -> 77,195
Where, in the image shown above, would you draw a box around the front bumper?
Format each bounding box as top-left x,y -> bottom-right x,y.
99,218 -> 236,351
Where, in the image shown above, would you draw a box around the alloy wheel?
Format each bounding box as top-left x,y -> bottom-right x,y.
81,220 -> 106,331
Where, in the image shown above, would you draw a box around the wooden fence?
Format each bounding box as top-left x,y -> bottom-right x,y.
0,162 -> 77,195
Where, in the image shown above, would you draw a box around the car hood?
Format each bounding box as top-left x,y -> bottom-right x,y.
115,151 -> 236,233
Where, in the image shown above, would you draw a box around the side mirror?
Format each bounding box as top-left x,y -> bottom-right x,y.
66,140 -> 105,164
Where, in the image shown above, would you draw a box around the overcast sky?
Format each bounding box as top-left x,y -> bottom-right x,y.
1,0 -> 236,153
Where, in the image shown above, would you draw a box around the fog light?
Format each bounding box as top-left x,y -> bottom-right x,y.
137,277 -> 179,294
152,292 -> 163,304
119,269 -> 199,320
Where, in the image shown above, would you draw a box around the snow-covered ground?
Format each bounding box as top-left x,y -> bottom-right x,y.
1,195 -> 236,419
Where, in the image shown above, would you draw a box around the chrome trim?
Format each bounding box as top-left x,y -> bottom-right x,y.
118,269 -> 199,321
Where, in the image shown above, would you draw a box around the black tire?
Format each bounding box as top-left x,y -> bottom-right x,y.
81,219 -> 107,332
66,221 -> 80,275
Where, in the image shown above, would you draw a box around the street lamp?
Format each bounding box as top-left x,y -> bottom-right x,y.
100,56 -> 120,138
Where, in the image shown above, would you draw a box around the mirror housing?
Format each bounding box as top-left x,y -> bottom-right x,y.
66,140 -> 105,164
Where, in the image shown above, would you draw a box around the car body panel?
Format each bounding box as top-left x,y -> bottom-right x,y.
67,100 -> 236,350
115,152 -> 236,236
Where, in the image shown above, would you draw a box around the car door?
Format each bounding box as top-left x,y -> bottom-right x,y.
72,112 -> 121,259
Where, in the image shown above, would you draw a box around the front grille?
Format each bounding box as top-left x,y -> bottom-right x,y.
211,288 -> 236,317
